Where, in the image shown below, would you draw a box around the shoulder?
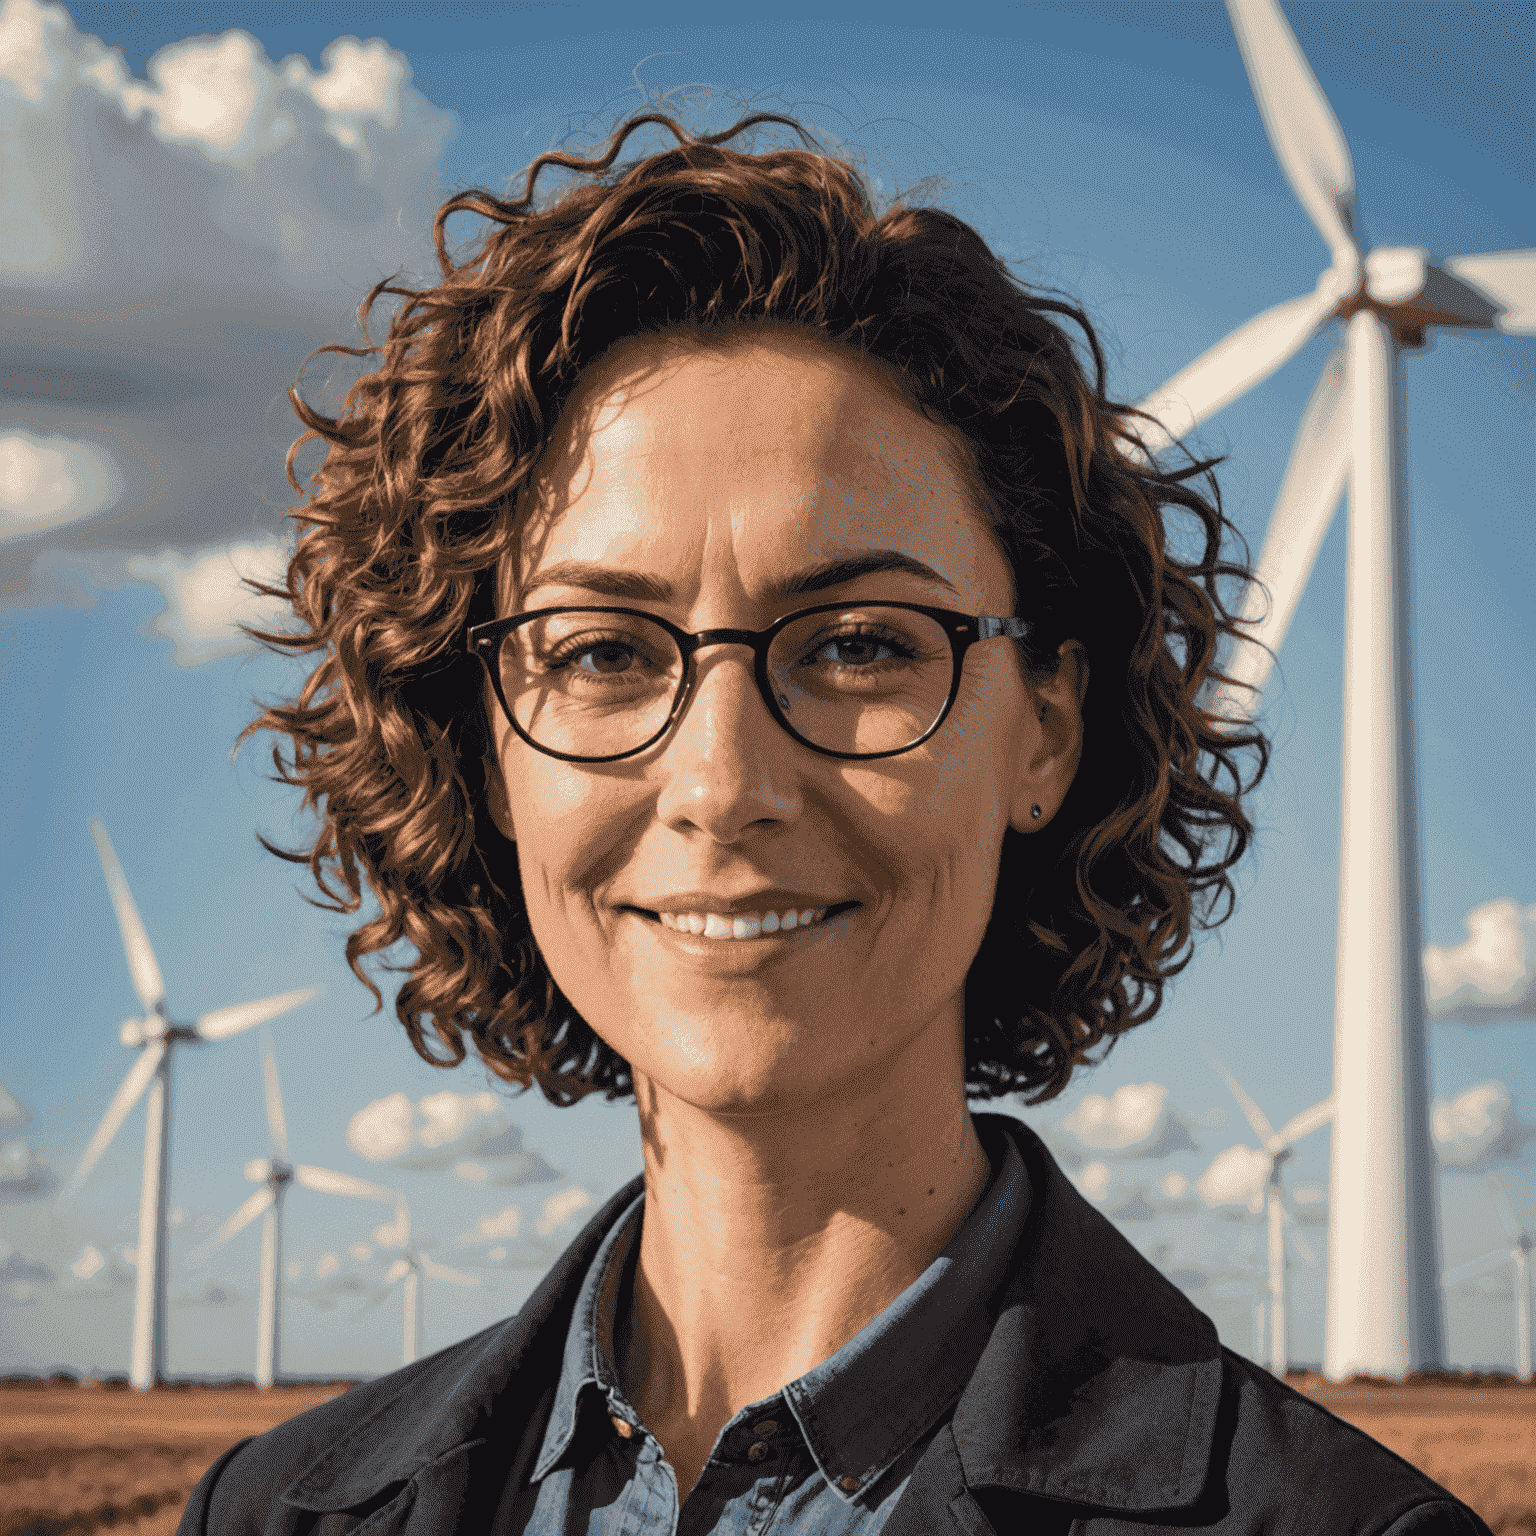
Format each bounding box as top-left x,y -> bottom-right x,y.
1209,1349 -> 1492,1534
176,1322 -> 520,1536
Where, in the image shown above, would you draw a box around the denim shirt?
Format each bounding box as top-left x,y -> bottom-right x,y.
493,1120 -> 1030,1535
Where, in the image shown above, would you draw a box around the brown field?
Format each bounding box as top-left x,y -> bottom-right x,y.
0,1375 -> 1531,1535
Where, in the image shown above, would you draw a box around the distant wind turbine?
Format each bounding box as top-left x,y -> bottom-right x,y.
1214,1061 -> 1332,1377
1442,1174 -> 1533,1383
1135,0 -> 1534,1382
56,819 -> 317,1390
199,1033 -> 392,1389
367,1194 -> 479,1365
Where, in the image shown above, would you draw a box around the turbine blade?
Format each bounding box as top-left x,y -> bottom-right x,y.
56,1041 -> 167,1207
1224,0 -> 1358,263
1275,1095 -> 1335,1149
1207,348 -> 1349,718
197,988 -> 317,1042
1212,1059 -> 1277,1149
1134,285 -> 1337,453
383,1257 -> 412,1285
1444,1249 -> 1514,1286
1485,1173 -> 1523,1244
89,820 -> 166,1014
420,1255 -> 480,1288
359,1284 -> 395,1314
294,1165 -> 393,1203
261,1033 -> 288,1161
205,1187 -> 275,1251
1444,250 -> 1536,335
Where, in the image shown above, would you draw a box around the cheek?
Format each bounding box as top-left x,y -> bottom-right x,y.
497,746 -> 639,918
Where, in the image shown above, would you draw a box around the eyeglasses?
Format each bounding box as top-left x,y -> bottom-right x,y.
467,601 -> 1033,764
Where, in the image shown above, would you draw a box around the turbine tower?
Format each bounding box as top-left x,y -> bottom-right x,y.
57,819 -> 317,1390
370,1194 -> 479,1365
1214,1062 -> 1332,1375
1134,0 -> 1534,1379
201,1033 -> 392,1388
1442,1175 -> 1533,1383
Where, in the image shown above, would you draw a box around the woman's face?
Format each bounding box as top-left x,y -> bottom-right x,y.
487,330 -> 1083,1120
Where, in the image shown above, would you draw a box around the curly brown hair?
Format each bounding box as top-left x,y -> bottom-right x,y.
245,110 -> 1268,1108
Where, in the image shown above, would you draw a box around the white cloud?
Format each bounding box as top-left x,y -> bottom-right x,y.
347,1090 -> 560,1183
315,1252 -> 340,1279
1075,1161 -> 1111,1203
470,1205 -> 521,1242
1,1247 -> 56,1305
1060,1082 -> 1203,1158
536,1187 -> 592,1237
1425,899 -> 1536,1023
348,1241 -> 371,1263
416,1090 -> 500,1151
372,1209 -> 409,1250
0,428 -> 121,538
287,1260 -> 302,1280
487,1244 -> 507,1262
0,1138 -> 55,1202
0,1083 -> 28,1128
0,0 -> 454,603
69,1243 -> 104,1281
1160,1172 -> 1189,1200
124,538 -> 293,665
1432,1081 -> 1536,1171
1196,1144 -> 1270,1214
347,1092 -> 415,1162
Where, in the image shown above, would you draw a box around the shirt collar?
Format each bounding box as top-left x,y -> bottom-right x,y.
529,1187 -> 646,1481
780,1120 -> 1031,1503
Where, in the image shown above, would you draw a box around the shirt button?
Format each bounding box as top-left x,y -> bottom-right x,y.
840,1476 -> 860,1493
611,1415 -> 634,1439
750,1419 -> 779,1437
747,1441 -> 770,1462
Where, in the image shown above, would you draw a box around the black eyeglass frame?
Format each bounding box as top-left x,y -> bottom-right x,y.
467,600 -> 1034,764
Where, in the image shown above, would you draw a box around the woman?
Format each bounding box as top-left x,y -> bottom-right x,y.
182,115 -> 1489,1535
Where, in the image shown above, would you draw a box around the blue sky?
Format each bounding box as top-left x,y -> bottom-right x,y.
1,0 -> 1532,1380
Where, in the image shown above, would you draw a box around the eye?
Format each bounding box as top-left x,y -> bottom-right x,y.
570,641 -> 638,674
802,627 -> 918,668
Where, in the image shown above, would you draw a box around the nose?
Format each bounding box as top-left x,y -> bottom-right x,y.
653,644 -> 803,842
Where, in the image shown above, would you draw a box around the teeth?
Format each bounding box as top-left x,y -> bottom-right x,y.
657,907 -> 830,939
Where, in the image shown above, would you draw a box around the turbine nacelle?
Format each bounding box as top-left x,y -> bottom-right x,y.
245,1157 -> 295,1189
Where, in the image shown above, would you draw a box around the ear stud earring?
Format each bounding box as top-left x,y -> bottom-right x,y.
1031,804 -> 1042,820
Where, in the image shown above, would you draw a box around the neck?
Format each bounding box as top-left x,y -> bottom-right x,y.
616,1035 -> 988,1491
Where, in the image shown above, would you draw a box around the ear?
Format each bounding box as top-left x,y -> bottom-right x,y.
1009,640 -> 1088,834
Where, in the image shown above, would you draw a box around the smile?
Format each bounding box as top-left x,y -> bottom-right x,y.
627,901 -> 861,941
659,907 -> 826,939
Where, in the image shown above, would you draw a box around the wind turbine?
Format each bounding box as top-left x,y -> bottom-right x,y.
1134,0 -> 1534,1382
200,1034 -> 392,1388
56,819 -> 317,1390
369,1194 -> 479,1365
1442,1175 -> 1533,1383
1213,1062 -> 1332,1376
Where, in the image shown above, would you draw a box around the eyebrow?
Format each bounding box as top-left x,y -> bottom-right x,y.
518,549 -> 959,604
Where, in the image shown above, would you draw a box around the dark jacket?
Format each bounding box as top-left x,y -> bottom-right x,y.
178,1116 -> 1492,1535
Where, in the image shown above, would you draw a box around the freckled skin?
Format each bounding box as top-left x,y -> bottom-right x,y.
485,328 -> 1086,1498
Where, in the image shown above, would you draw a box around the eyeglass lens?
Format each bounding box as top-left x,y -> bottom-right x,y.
498,606 -> 957,758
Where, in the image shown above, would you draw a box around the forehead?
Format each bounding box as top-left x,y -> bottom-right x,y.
505,329 -> 1009,611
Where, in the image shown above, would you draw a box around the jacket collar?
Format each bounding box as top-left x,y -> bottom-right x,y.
281,1114 -> 1223,1521
281,1176 -> 646,1514
946,1114 -> 1224,1516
